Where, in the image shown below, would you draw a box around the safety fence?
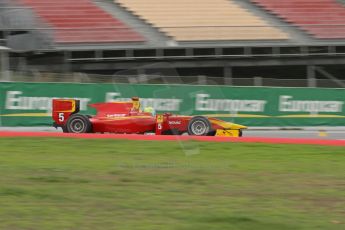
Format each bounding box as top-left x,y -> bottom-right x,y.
2,72 -> 345,88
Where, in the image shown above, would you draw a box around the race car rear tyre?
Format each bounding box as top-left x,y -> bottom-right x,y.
66,114 -> 92,133
62,125 -> 68,133
187,116 -> 211,136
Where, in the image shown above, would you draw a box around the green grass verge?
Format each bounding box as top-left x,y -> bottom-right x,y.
0,138 -> 344,230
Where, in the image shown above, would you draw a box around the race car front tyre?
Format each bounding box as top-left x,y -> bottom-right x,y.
66,114 -> 92,133
187,116 -> 211,136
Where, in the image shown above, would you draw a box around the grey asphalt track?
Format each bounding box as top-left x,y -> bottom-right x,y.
245,130 -> 345,140
1,127 -> 344,140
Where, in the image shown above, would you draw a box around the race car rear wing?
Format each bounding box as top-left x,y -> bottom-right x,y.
52,99 -> 80,127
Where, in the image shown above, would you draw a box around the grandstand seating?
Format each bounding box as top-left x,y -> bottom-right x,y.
17,0 -> 144,43
251,0 -> 345,39
116,0 -> 289,41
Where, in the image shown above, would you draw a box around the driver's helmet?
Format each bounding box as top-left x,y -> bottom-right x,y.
143,107 -> 156,116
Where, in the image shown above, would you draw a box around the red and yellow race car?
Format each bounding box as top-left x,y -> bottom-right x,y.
52,97 -> 247,137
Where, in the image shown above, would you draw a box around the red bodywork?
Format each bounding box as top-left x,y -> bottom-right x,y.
52,99 -> 245,135
89,102 -> 159,134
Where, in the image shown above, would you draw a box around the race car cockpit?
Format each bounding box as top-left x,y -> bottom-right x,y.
130,97 -> 156,116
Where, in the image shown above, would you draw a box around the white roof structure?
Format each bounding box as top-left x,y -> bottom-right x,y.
0,46 -> 10,81
0,46 -> 10,51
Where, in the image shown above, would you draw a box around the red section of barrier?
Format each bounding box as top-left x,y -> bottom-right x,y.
0,131 -> 344,147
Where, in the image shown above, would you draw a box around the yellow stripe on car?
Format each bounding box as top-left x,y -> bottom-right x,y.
210,119 -> 247,130
0,113 -> 51,117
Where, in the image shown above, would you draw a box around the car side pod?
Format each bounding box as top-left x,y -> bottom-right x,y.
155,114 -> 165,135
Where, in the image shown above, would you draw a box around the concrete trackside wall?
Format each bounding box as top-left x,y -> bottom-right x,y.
0,82 -> 344,126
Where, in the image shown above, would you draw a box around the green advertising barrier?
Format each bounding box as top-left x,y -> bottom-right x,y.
0,82 -> 344,127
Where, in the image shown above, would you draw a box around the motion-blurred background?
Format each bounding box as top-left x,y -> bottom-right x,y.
0,0 -> 344,129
